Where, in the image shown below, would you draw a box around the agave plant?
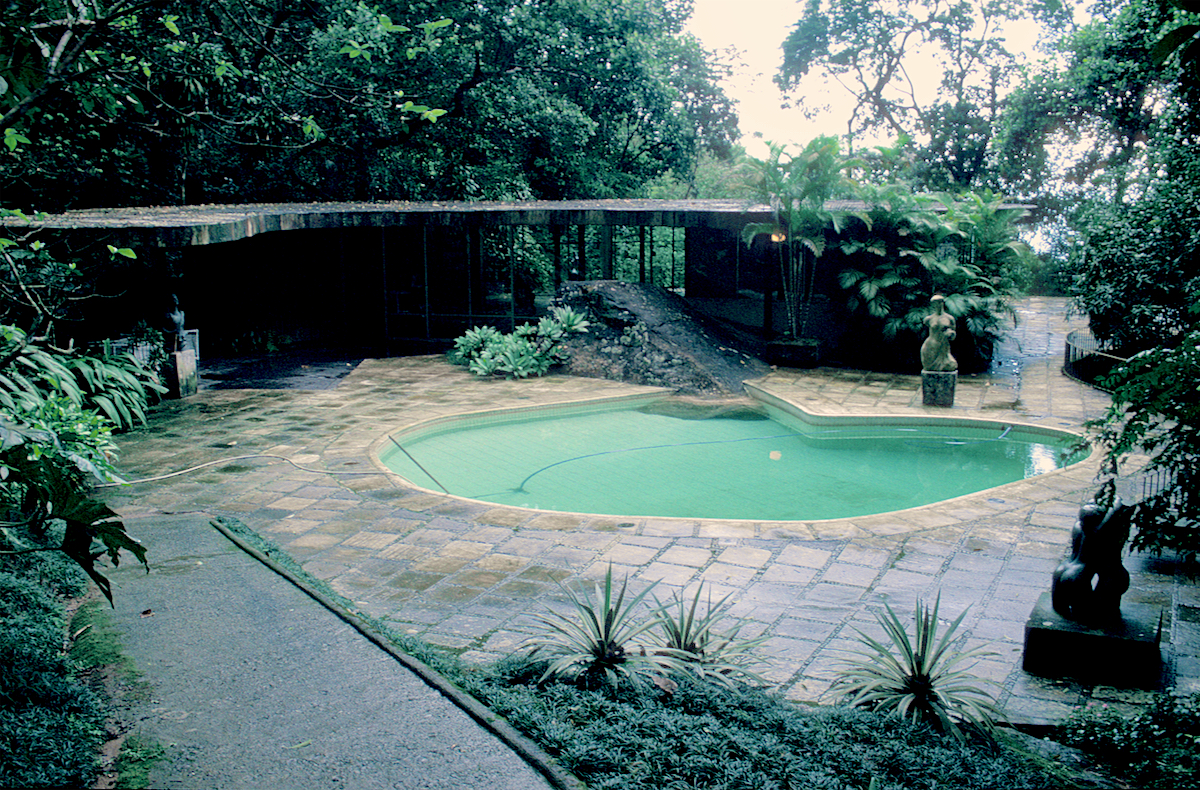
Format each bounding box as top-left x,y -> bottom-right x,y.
651,584 -> 769,688
446,325 -> 502,365
523,565 -> 672,688
830,595 -> 1000,742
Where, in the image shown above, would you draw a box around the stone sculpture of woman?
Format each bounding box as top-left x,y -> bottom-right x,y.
920,294 -> 957,372
164,294 -> 186,353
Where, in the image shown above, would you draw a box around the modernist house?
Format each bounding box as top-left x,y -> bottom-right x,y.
26,200 -> 791,354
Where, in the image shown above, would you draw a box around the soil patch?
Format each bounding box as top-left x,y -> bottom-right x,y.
553,281 -> 771,396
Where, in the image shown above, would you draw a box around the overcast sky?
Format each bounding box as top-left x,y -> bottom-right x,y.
685,0 -> 1055,157
686,0 -> 809,155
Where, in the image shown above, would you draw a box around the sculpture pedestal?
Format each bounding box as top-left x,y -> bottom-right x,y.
1022,592 -> 1164,689
165,349 -> 198,398
921,370 -> 956,407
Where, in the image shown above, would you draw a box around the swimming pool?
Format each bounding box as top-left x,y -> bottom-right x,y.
377,394 -> 1089,521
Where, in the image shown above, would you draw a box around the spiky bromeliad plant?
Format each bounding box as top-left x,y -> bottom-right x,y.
652,583 -> 769,688
523,565 -> 674,689
831,595 -> 1000,742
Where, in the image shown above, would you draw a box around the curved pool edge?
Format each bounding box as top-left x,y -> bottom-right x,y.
743,380 -> 1092,444
367,385 -> 1104,539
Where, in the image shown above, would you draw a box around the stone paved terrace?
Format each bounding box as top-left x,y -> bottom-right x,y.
102,297 -> 1200,727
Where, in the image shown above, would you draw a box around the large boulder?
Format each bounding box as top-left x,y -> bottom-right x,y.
553,281 -> 771,396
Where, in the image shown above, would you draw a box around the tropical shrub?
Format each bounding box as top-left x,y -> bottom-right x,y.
0,569 -> 107,789
830,596 -> 1000,743
1065,137 -> 1200,355
742,137 -> 856,339
833,187 -> 1028,371
1077,135 -> 1200,563
1060,693 -> 1200,788
740,144 -> 1030,371
0,326 -> 164,432
1,326 -> 151,604
1089,299 -> 1200,562
0,325 -> 81,414
63,340 -> 165,432
447,306 -> 590,379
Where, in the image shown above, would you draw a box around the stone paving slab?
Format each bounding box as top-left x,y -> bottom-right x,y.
101,298 -> 1197,728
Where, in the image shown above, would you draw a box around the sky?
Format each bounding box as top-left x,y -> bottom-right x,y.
685,0 -> 1055,157
686,0 -> 814,155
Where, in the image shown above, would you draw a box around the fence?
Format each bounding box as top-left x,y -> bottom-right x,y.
1063,329 -> 1129,390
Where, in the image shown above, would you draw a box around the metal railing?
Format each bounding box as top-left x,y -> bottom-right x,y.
1063,329 -> 1129,391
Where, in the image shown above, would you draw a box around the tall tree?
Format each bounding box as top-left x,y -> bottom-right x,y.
998,0 -> 1200,346
0,1 -> 450,209
306,0 -> 739,202
776,0 -> 1072,190
993,0 -> 1176,204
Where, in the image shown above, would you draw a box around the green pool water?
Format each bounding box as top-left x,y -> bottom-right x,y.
378,399 -> 1088,521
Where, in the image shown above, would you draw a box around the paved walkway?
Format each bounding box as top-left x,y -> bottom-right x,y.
102,514 -> 560,790
102,297 -> 1200,749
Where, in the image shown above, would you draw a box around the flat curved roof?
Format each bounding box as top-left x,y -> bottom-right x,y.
13,199 -> 795,247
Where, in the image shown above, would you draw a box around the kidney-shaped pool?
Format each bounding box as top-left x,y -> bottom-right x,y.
377,393 -> 1090,522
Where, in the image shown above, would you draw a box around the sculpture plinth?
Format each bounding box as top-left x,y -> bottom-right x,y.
1022,496 -> 1164,688
1023,592 -> 1163,689
165,349 -> 198,398
921,370 -> 957,406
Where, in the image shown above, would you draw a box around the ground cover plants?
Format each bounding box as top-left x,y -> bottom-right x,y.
1059,692 -> 1200,788
0,528 -> 107,789
461,668 -> 1058,790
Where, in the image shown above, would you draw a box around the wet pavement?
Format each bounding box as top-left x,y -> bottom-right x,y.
101,296 -> 1200,758
199,349 -> 365,390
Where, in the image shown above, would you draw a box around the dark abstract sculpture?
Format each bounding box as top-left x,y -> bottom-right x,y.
1051,497 -> 1135,624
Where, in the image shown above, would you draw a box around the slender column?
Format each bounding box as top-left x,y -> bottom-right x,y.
576,226 -> 586,279
599,225 -> 614,279
638,227 -> 646,283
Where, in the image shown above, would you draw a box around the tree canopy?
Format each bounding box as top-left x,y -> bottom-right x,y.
776,0 -> 1073,191
1,0 -> 738,209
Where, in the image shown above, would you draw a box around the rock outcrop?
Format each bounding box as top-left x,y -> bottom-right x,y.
553,281 -> 771,396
